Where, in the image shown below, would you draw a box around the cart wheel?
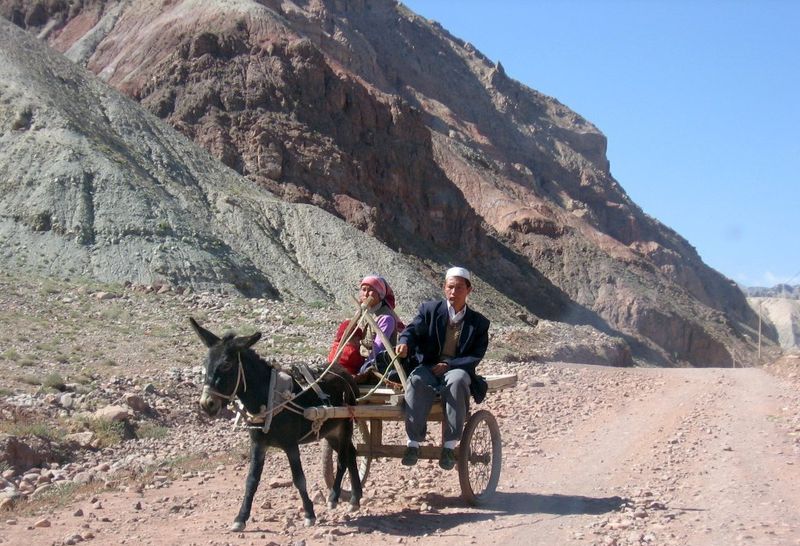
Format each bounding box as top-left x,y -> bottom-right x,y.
321,419 -> 371,498
458,409 -> 502,506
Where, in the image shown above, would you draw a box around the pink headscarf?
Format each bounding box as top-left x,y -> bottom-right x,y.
360,275 -> 387,300
360,275 -> 396,309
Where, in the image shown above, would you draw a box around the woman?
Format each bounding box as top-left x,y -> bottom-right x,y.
355,275 -> 399,374
327,275 -> 401,376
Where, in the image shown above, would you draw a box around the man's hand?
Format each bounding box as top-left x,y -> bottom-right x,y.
396,343 -> 408,358
432,362 -> 449,377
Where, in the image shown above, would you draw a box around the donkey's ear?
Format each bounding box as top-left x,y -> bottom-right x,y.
236,332 -> 262,349
189,317 -> 220,347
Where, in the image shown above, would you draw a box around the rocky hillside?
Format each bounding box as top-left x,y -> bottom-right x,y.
749,297 -> 800,350
0,0 -> 775,366
0,16 -> 515,322
0,271 -> 798,544
745,284 -> 800,299
744,283 -> 800,350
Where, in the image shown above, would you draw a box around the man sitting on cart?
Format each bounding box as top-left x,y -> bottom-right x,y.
395,266 -> 490,470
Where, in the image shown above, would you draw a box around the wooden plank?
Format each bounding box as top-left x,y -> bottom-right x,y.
304,402 -> 446,421
368,419 -> 383,452
304,404 -> 402,420
357,386 -> 398,399
307,374 -> 517,421
487,373 -> 517,391
356,373 -> 517,404
359,444 -> 445,460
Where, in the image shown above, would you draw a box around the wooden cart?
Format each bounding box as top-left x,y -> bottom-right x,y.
314,374 -> 517,505
312,301 -> 517,505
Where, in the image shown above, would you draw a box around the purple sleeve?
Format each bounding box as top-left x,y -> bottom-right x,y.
372,314 -> 396,355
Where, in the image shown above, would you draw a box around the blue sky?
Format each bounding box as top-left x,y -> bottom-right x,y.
403,0 -> 799,288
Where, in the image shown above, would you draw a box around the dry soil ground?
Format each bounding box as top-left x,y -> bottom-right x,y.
4,363 -> 799,546
1,276 -> 799,546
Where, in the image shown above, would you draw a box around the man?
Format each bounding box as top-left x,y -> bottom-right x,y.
395,267 -> 490,470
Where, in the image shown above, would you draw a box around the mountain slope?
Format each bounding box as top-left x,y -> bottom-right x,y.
749,297 -> 800,350
0,0 -> 775,365
0,16 -> 475,318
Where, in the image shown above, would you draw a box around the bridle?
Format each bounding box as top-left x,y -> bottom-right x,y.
202,352 -> 248,403
200,348 -> 358,440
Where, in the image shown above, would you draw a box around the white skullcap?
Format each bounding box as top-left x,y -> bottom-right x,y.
445,266 -> 471,282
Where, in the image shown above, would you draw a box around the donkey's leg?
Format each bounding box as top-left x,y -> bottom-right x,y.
285,443 -> 316,526
327,421 -> 362,510
326,433 -> 346,509
232,439 -> 267,532
343,423 -> 362,511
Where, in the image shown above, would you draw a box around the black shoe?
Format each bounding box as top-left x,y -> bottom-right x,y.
438,447 -> 456,470
401,446 -> 419,466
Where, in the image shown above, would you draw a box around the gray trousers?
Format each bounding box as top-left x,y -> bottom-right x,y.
404,366 -> 471,444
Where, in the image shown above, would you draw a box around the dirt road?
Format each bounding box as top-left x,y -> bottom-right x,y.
3,363 -> 799,546
454,366 -> 800,546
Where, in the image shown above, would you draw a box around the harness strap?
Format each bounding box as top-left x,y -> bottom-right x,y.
298,363 -> 330,405
261,367 -> 278,433
237,352 -> 248,394
232,370 -> 307,431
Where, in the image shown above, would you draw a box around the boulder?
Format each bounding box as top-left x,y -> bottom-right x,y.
93,405 -> 131,422
0,434 -> 62,474
123,393 -> 151,413
65,432 -> 95,448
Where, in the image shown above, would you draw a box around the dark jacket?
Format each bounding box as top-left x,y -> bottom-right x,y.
398,299 -> 490,402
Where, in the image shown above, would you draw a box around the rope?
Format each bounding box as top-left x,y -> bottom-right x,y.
355,352 -> 403,402
328,300 -> 372,365
221,301 -> 392,433
203,351 -> 247,401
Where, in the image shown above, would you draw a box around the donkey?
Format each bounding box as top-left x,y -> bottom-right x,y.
189,317 -> 362,530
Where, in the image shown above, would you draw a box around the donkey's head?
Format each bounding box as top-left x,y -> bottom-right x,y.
189,317 -> 261,417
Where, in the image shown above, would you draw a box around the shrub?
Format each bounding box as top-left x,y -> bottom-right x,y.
0,419 -> 66,442
19,374 -> 42,386
42,373 -> 66,391
136,423 -> 169,440
1,348 -> 20,361
75,417 -> 126,448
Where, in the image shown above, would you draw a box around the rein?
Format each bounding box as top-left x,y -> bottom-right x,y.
205,350 -> 355,439
355,351 -> 403,402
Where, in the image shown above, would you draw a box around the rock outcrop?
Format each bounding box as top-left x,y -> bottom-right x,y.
749,297 -> 800,350
745,284 -> 800,299
0,1 -> 775,365
0,17 -> 509,320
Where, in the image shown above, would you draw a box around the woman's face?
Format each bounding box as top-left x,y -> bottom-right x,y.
359,283 -> 379,306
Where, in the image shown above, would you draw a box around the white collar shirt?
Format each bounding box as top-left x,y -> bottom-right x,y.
447,301 -> 467,324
